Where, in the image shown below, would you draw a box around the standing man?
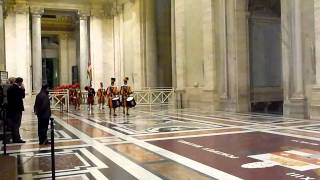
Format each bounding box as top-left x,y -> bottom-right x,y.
34,85 -> 51,145
7,77 -> 25,143
120,77 -> 133,115
2,77 -> 15,106
97,82 -> 106,110
85,85 -> 95,113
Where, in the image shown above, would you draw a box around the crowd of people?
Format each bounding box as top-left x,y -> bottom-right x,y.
84,77 -> 136,116
0,77 -> 52,145
0,76 -> 135,145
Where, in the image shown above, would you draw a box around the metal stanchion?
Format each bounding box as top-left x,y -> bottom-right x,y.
3,106 -> 7,155
50,117 -> 55,180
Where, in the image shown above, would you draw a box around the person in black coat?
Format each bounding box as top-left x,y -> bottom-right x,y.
7,77 -> 25,143
34,84 -> 51,145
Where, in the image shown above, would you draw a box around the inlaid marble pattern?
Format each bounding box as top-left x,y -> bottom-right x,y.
2,105 -> 320,179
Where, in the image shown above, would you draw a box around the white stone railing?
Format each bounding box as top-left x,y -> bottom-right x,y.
49,90 -> 69,112
132,88 -> 175,106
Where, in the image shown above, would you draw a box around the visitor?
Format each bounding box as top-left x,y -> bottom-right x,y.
7,77 -> 25,143
34,84 -> 51,145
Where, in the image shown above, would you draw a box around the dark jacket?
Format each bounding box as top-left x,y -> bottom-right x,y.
7,84 -> 25,112
34,90 -> 51,119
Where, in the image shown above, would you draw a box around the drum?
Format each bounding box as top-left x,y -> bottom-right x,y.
126,97 -> 136,108
112,97 -> 121,108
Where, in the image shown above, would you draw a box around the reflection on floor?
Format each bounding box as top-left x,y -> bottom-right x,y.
2,105 -> 320,179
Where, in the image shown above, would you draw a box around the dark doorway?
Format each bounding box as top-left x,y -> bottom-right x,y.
249,0 -> 283,115
42,58 -> 59,89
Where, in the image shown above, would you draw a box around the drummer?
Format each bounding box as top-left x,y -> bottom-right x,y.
97,82 -> 106,110
107,78 -> 118,116
120,77 -> 133,115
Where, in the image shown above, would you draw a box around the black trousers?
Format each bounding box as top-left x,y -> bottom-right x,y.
38,117 -> 49,144
7,111 -> 22,141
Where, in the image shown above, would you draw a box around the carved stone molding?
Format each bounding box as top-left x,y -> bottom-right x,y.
91,8 -> 105,18
59,33 -> 69,40
30,7 -> 44,17
13,4 -> 29,14
78,9 -> 90,20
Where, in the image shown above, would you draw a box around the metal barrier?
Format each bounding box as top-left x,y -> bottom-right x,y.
81,91 -> 88,104
1,105 -> 7,155
132,88 -> 175,106
72,88 -> 175,106
50,117 -> 55,180
49,90 -> 69,112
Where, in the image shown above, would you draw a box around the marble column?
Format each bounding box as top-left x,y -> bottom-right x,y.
216,0 -> 250,112
31,8 -> 43,92
113,5 -> 124,87
0,0 -> 5,71
131,0 -> 145,90
200,0 -> 217,110
202,0 -> 215,91
282,0 -> 306,118
90,9 -> 105,89
174,0 -> 186,91
15,5 -> 31,95
59,33 -> 69,85
145,0 -> 158,87
78,11 -> 90,90
310,0 -> 320,119
173,0 -> 186,108
315,0 -> 320,85
292,0 -> 304,97
171,0 -> 177,88
215,0 -> 228,100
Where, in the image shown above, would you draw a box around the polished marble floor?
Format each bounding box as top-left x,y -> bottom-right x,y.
2,104 -> 320,180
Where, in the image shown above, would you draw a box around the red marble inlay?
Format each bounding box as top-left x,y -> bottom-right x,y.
65,119 -> 113,138
150,132 -> 320,180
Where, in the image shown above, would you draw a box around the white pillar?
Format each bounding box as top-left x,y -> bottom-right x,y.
315,0 -> 320,85
31,8 -> 43,92
202,0 -> 215,91
174,0 -> 186,90
90,9 -> 105,89
145,0 -> 158,87
310,0 -> 320,119
0,0 -> 5,71
15,5 -> 31,94
282,0 -> 306,118
216,0 -> 228,99
59,33 -> 69,85
292,0 -> 304,97
78,11 -> 90,90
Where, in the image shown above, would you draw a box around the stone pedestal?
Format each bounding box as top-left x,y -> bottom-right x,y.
310,86 -> 320,119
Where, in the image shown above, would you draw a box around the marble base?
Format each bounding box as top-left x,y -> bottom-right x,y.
310,86 -> 320,120
178,88 -> 217,111
283,97 -> 307,119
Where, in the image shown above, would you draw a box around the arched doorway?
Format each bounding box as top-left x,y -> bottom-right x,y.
248,0 -> 283,114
